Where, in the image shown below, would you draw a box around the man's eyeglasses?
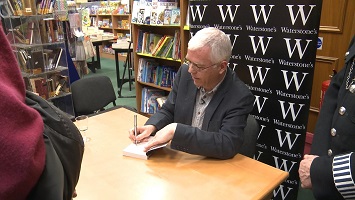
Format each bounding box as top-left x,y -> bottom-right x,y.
183,58 -> 220,71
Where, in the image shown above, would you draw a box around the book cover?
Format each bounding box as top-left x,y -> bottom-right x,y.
25,21 -> 35,44
137,9 -> 145,24
123,136 -> 168,160
155,36 -> 173,57
22,0 -> 36,15
146,88 -> 165,114
160,66 -> 173,87
148,33 -> 162,55
50,48 -> 63,69
13,29 -> 27,44
163,9 -> 172,25
161,39 -> 174,58
143,0 -> 153,24
152,36 -> 169,56
150,9 -> 158,25
136,29 -> 143,53
141,32 -> 149,54
34,77 -> 48,99
38,20 -> 48,43
131,0 -> 140,23
156,0 -> 177,25
29,77 -> 48,99
151,35 -> 166,56
30,50 -> 44,74
170,8 -> 180,25
6,0 -> 16,15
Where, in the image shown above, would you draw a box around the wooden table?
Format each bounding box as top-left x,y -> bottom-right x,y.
87,38 -> 115,73
74,108 -> 288,200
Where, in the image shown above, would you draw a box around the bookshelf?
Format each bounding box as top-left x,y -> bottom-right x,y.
2,13 -> 75,116
131,0 -> 189,116
95,13 -> 131,60
85,0 -> 131,61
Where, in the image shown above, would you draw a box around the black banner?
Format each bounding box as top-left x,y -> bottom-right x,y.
189,1 -> 322,199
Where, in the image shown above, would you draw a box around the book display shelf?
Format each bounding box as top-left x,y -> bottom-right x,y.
2,3 -> 75,116
86,0 -> 131,60
131,0 -> 189,116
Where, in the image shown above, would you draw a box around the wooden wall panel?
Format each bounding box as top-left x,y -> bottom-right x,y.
306,0 -> 355,134
319,0 -> 347,32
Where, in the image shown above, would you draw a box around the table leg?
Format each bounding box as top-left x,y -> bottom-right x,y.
115,49 -> 121,91
115,48 -> 135,98
96,44 -> 101,69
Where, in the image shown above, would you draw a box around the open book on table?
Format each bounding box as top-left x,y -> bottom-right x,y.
123,136 -> 167,160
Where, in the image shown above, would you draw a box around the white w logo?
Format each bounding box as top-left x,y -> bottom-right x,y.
254,95 -> 268,113
250,5 -> 274,24
249,36 -> 272,55
258,124 -> 266,139
281,70 -> 308,91
217,5 -> 239,23
273,185 -> 293,200
273,156 -> 297,172
284,38 -> 312,59
278,100 -> 305,121
286,5 -> 316,25
190,5 -> 208,22
248,65 -> 270,85
226,34 -> 239,51
275,129 -> 301,150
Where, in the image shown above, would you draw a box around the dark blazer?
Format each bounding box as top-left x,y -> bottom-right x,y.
310,36 -> 355,200
145,65 -> 254,159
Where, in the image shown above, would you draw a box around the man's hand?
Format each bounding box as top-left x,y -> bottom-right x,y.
128,125 -> 156,143
299,154 -> 318,189
144,123 -> 177,152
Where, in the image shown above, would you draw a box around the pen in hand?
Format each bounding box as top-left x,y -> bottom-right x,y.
134,114 -> 137,145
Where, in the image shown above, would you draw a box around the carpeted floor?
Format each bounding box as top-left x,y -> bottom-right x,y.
83,57 -> 136,110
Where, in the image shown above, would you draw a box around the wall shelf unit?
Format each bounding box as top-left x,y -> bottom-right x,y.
131,0 -> 189,115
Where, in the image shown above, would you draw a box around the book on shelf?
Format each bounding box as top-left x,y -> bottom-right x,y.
132,0 -> 178,25
22,0 -> 37,15
161,39 -> 174,58
123,136 -> 168,160
38,20 -> 48,43
29,50 -> 44,74
150,35 -> 166,56
156,66 -> 175,87
172,30 -> 181,60
143,0 -> 153,24
43,20 -> 64,43
137,8 -> 145,24
49,48 -> 63,70
131,0 -> 140,23
155,0 -> 178,25
141,87 -> 166,114
150,9 -> 158,25
156,96 -> 168,107
13,29 -> 27,44
170,8 -> 180,25
15,50 -> 27,71
121,20 -> 129,29
148,33 -> 163,54
6,0 -> 16,15
137,58 -> 158,82
136,29 -> 144,53
154,36 -> 173,57
163,9 -> 172,25
29,77 -> 48,99
8,0 -> 23,15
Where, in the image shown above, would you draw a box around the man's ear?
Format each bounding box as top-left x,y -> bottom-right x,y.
219,61 -> 228,74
